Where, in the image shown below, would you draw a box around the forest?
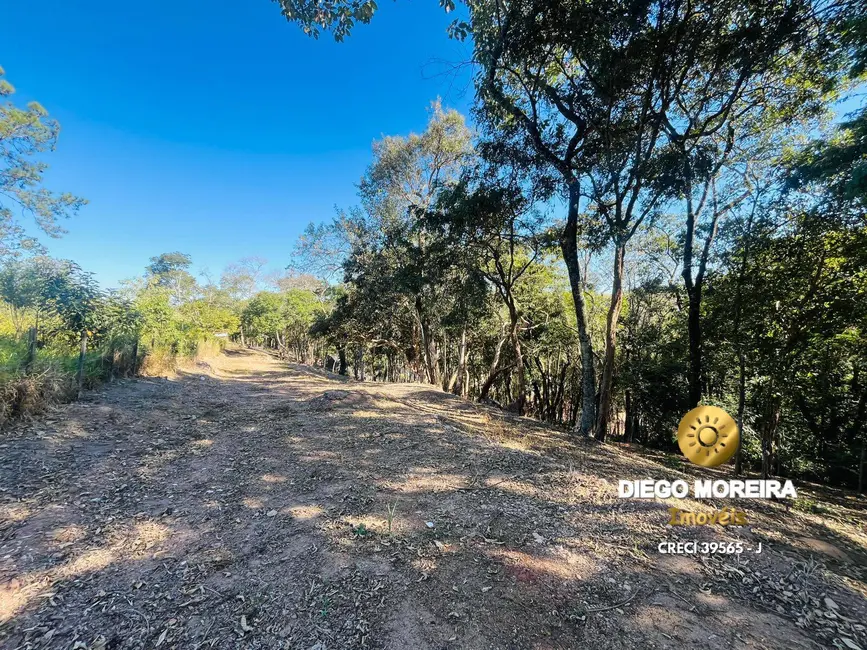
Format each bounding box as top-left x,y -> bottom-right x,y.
1,0 -> 866,494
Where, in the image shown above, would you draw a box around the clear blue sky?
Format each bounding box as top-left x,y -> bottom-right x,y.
3,0 -> 475,288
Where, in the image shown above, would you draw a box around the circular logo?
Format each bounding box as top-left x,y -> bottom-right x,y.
677,405 -> 739,467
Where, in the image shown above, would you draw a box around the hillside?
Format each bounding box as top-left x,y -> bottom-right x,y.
1,347 -> 865,650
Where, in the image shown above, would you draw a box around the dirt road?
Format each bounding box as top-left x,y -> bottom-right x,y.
1,348 -> 865,649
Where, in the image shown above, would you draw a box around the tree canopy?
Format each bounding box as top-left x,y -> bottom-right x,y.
0,66 -> 86,257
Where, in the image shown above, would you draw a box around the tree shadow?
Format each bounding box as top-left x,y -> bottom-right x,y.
1,349 -> 864,649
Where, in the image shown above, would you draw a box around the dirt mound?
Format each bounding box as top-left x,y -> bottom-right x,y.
305,389 -> 372,411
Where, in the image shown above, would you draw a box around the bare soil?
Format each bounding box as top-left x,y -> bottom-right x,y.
1,347 -> 865,650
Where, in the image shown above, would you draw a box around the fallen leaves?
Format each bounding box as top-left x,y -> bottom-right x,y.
702,554 -> 866,647
239,614 -> 254,633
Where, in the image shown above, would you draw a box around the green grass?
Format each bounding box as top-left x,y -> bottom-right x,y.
792,497 -> 832,515
352,523 -> 370,537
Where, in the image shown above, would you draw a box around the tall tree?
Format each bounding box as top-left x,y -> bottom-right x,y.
297,102 -> 474,386
221,256 -> 268,302
0,66 -> 86,257
146,252 -> 197,305
429,178 -> 543,412
645,0 -> 847,406
42,262 -> 103,394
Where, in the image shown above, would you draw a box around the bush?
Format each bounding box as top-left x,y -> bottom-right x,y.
138,337 -> 224,376
0,367 -> 72,425
0,330 -> 224,427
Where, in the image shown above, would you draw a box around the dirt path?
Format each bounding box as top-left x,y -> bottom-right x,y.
1,348 -> 865,650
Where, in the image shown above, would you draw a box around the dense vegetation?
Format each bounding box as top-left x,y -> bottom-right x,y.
1,0 -> 865,491
277,0 -> 867,488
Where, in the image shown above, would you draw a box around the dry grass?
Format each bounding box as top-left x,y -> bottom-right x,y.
139,339 -> 225,377
0,367 -> 73,425
0,339 -> 226,427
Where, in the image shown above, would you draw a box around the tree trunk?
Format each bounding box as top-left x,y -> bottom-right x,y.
595,241 -> 626,441
415,298 -> 440,386
76,330 -> 88,398
761,397 -> 781,479
859,436 -> 865,494
554,359 -> 569,424
682,164 -> 703,408
353,347 -> 362,380
534,357 -> 550,421
479,326 -> 509,400
507,303 -> 525,415
735,354 -> 746,476
560,180 -> 596,435
451,324 -> 468,397
686,284 -> 703,407
624,390 -> 634,442
337,345 -> 348,376
132,338 -> 139,376
732,203 -> 756,474
441,333 -> 450,391
240,325 -> 246,347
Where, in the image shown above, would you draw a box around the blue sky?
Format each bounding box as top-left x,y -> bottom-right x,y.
3,0 -> 475,288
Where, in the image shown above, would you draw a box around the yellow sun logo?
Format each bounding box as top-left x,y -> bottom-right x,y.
677,405 -> 740,467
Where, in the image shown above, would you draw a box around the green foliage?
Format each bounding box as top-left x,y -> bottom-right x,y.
297,103 -> 478,383
239,288 -> 326,363
242,291 -> 286,340
0,256 -> 145,421
789,110 -> 867,209
279,0 -> 865,485
0,66 -> 86,256
2,5 -> 865,497
0,256 -> 60,334
41,261 -> 101,333
123,252 -> 252,360
351,523 -> 369,537
145,251 -> 197,305
271,0 -> 381,41
792,497 -> 832,515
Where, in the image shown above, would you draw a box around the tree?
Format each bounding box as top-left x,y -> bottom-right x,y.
146,252 -> 197,305
359,101 -> 473,385
295,102 -> 474,386
473,0 -> 851,434
283,288 -> 323,362
706,212 -> 867,480
0,66 -> 86,257
650,5 -> 843,407
41,261 -> 103,394
259,0 -> 867,492
430,178 -> 543,413
273,0 -> 858,442
0,256 -> 55,335
468,0 -> 609,434
221,256 -> 268,302
291,208 -> 368,281
241,291 -> 287,348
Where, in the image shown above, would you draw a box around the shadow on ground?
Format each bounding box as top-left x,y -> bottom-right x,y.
1,348 -> 865,650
